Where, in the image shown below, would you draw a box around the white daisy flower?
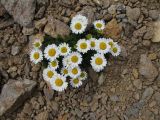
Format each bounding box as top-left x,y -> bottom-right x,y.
110,43 -> 121,56
79,71 -> 87,81
72,14 -> 87,22
89,38 -> 97,50
49,59 -> 59,70
50,74 -> 68,92
43,67 -> 57,82
68,52 -> 82,67
107,38 -> 116,48
76,39 -> 90,53
70,15 -> 88,34
44,44 -> 59,61
90,53 -> 107,72
62,56 -> 71,68
93,20 -> 105,30
33,38 -> 42,49
70,77 -> 82,88
96,38 -> 111,54
58,43 -> 71,56
30,49 -> 43,64
61,67 -> 69,77
69,66 -> 81,78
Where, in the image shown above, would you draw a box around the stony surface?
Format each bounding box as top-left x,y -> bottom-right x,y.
0,0 -> 160,119
152,21 -> 160,42
139,54 -> 158,81
44,17 -> 70,38
0,79 -> 36,116
103,19 -> 122,39
1,0 -> 36,27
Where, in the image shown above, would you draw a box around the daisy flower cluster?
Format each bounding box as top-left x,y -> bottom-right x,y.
30,14 -> 121,92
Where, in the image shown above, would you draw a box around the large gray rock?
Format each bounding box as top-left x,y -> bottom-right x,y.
1,0 -> 36,27
139,54 -> 158,81
0,79 -> 36,116
77,6 -> 96,26
149,10 -> 159,20
44,17 -> 70,38
126,6 -> 140,21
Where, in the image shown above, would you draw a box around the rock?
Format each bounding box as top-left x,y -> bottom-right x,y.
11,45 -> 21,55
0,3 -> 6,16
0,68 -> 9,80
1,0 -> 36,27
133,79 -> 142,90
103,19 -> 122,39
148,53 -> 157,60
0,79 -> 36,116
132,68 -> 139,79
35,18 -> 47,29
44,17 -> 70,38
98,73 -> 106,85
22,27 -> 35,35
77,6 -> 96,26
35,111 -> 48,120
149,101 -> 156,107
108,5 -> 116,15
88,67 -> 99,82
22,103 -> 32,115
0,18 -> 14,30
152,21 -> 160,42
125,100 -> 145,118
35,6 -> 46,19
74,108 -> 83,118
124,23 -> 135,37
149,10 -> 159,20
116,3 -> 126,14
142,40 -> 151,47
139,54 -> 158,81
143,26 -> 154,40
108,115 -> 119,120
43,86 -> 54,100
120,45 -> 128,58
133,26 -> 147,38
102,0 -> 110,8
126,6 -> 141,21
142,87 -> 154,101
154,92 -> 160,104
110,95 -> 120,102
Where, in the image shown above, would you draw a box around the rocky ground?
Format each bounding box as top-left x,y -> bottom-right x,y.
0,0 -> 160,120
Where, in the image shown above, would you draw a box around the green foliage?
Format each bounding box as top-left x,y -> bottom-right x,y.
41,28 -> 110,71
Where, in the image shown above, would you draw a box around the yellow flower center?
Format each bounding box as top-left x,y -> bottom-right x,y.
33,52 -> 40,60
55,78 -> 63,87
34,42 -> 40,48
95,57 -> 103,65
80,43 -> 87,49
72,68 -> 78,75
99,42 -> 107,50
61,47 -> 67,53
109,42 -> 114,48
113,47 -> 118,53
75,23 -> 82,30
51,61 -> 57,67
48,49 -> 56,57
96,23 -> 102,28
47,71 -> 54,78
73,78 -> 79,84
63,69 -> 68,75
71,55 -> 78,63
91,41 -> 95,47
